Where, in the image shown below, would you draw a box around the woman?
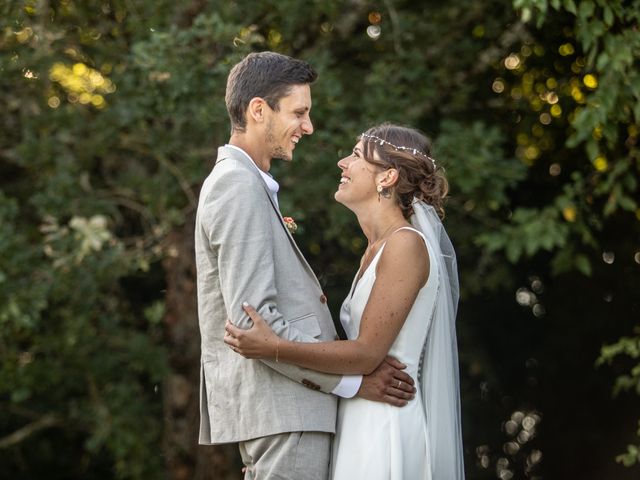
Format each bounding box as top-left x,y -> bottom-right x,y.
225,123 -> 464,480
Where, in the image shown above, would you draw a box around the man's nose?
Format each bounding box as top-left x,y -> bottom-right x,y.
302,117 -> 314,135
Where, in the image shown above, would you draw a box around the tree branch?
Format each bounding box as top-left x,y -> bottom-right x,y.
0,414 -> 62,449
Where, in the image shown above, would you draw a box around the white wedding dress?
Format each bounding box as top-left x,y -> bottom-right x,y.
331,227 -> 439,480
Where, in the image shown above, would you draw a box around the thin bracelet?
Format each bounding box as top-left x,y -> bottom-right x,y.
275,338 -> 280,363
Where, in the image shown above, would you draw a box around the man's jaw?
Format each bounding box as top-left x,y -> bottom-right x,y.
272,145 -> 293,162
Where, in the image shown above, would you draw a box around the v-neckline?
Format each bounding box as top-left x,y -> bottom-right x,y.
349,242 -> 388,299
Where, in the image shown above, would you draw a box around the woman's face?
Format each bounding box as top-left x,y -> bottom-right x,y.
334,140 -> 383,208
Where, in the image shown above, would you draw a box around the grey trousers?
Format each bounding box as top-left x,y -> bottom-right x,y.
239,431 -> 331,480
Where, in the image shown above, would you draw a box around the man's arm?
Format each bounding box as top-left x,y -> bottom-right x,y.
202,167 -> 342,392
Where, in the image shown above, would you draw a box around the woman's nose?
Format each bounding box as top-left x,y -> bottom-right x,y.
337,156 -> 350,170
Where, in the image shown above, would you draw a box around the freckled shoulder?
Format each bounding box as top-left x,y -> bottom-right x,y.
387,228 -> 428,256
376,228 -> 429,281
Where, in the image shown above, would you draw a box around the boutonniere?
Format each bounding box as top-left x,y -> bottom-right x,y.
283,216 -> 298,234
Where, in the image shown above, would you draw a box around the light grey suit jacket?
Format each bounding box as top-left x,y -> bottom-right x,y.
196,146 -> 342,444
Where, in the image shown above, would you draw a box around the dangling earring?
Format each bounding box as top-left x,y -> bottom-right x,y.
377,184 -> 391,202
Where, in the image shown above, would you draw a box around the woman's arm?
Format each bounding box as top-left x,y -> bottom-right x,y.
225,229 -> 429,375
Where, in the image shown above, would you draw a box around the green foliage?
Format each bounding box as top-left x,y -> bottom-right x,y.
1,2 -> 178,478
616,437 -> 640,469
437,120 -> 527,210
597,329 -> 640,467
0,197 -> 168,478
598,330 -> 640,397
482,0 -> 640,281
479,206 -> 569,262
517,0 -> 640,469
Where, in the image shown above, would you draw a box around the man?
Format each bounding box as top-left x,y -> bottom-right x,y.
195,51 -> 415,479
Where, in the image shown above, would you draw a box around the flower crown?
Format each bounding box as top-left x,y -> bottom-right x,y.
360,132 -> 436,168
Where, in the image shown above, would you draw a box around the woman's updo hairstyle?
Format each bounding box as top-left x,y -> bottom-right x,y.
360,123 -> 449,219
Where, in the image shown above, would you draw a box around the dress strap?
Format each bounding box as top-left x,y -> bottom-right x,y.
391,226 -> 428,245
393,226 -> 423,235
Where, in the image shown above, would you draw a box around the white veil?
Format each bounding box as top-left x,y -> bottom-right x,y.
411,199 -> 465,479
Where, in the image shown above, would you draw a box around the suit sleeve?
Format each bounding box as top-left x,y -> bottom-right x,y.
201,167 -> 342,393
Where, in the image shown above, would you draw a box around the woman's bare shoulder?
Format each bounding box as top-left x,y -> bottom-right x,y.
378,228 -> 428,276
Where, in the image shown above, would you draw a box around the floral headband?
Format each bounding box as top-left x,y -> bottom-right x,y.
360,132 -> 436,168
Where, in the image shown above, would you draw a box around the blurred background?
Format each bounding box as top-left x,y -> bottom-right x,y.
1,0 -> 639,479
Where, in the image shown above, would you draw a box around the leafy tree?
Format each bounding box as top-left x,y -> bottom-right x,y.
514,0 -> 640,470
1,0 -> 638,479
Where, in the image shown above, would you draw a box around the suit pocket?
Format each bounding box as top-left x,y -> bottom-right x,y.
288,313 -> 321,339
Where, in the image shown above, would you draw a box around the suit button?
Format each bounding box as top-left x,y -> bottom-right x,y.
319,294 -> 327,304
302,379 -> 321,391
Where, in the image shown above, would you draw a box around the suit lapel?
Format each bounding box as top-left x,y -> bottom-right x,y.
216,146 -> 322,290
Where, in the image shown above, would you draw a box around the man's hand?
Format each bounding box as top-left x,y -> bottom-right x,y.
357,356 -> 416,406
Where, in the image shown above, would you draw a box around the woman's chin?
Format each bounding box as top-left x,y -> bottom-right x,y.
334,194 -> 353,211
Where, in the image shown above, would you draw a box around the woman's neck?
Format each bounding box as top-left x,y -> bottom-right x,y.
357,205 -> 408,246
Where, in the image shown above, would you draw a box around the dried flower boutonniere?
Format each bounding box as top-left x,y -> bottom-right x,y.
283,216 -> 298,234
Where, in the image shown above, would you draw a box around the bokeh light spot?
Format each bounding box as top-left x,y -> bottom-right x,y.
504,54 -> 521,70
368,11 -> 382,24
583,74 -> 598,89
532,304 -> 546,317
472,25 -> 485,38
562,206 -> 576,222
593,156 -> 608,171
367,25 -> 381,40
524,145 -> 540,160
549,163 -> 561,176
558,43 -> 575,56
47,96 -> 60,108
73,63 -> 88,76
503,441 -> 520,455
48,62 -> 115,108
504,420 -> 518,435
15,27 -> 33,43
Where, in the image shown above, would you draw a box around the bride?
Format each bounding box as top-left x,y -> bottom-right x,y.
225,123 -> 465,480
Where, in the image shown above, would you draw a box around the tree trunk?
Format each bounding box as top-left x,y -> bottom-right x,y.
162,214 -> 242,480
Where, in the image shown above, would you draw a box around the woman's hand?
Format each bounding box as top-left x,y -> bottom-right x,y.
224,303 -> 279,359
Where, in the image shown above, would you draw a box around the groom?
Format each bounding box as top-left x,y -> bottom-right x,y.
195,51 -> 415,479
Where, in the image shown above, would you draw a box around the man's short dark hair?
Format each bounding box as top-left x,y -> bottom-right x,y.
225,51 -> 318,132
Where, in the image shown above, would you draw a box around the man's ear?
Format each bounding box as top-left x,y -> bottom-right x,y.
247,97 -> 267,124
